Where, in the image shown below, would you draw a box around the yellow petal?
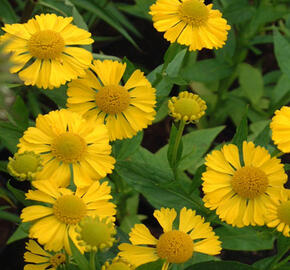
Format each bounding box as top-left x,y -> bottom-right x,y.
21,205 -> 53,222
153,208 -> 177,232
194,237 -> 222,255
129,224 -> 158,245
25,240 -> 51,257
221,144 -> 241,170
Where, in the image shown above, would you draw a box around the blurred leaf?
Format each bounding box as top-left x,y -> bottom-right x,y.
223,1 -> 255,24
270,74 -> 290,107
0,160 -> 8,173
238,63 -> 264,105
0,0 -> 19,23
7,222 -> 30,244
253,124 -> 270,148
215,225 -> 275,251
215,28 -> 236,64
163,43 -> 185,73
69,237 -> 90,270
232,109 -> 248,151
27,90 -> 42,118
0,208 -> 20,223
9,96 -> 29,130
167,122 -> 183,170
153,97 -> 169,123
253,256 -> 276,270
186,261 -> 257,270
41,85 -> 67,108
122,57 -> 136,82
7,181 -> 31,206
274,29 -> 290,78
117,0 -> 155,20
0,121 -> 22,153
137,260 -> 164,270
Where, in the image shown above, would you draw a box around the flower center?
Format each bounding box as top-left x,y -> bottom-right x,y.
156,230 -> 194,263
53,195 -> 86,224
12,152 -> 41,174
178,0 -> 209,26
28,30 -> 65,60
277,200 -> 290,225
108,262 -> 131,270
77,216 -> 116,251
174,98 -> 200,118
231,166 -> 269,199
50,253 -> 66,268
51,133 -> 87,163
95,85 -> 130,114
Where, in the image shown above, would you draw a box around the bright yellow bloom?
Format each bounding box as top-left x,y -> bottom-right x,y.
267,189 -> 290,237
270,106 -> 290,153
202,141 -> 287,227
76,216 -> 116,252
24,239 -> 66,270
7,151 -> 43,181
118,207 -> 221,270
17,109 -> 115,187
67,60 -> 156,141
2,13 -> 93,89
21,180 -> 116,253
102,257 -> 135,270
149,0 -> 231,51
168,91 -> 206,123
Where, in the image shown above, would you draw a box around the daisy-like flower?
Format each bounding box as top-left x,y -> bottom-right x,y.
21,180 -> 116,253
24,239 -> 66,270
168,91 -> 206,123
66,60 -> 156,141
267,189 -> 290,237
202,141 -> 287,227
7,151 -> 43,181
149,0 -> 231,51
17,109 -> 115,187
1,13 -> 93,89
76,216 -> 116,252
118,207 -> 221,270
270,106 -> 290,153
102,257 -> 135,270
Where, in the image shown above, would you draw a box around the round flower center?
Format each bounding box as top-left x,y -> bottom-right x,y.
178,0 -> 209,26
50,253 -> 66,268
53,195 -> 86,224
231,166 -> 268,199
51,133 -> 87,163
156,230 -> 194,263
78,217 -> 115,248
108,262 -> 131,270
95,85 -> 130,114
277,200 -> 290,225
28,30 -> 65,59
174,98 -> 200,117
12,152 -> 40,173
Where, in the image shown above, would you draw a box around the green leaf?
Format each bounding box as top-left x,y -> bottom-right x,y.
117,0 -> 155,20
270,74 -> 290,107
41,85 -> 68,108
7,222 -> 30,245
223,1 -> 255,24
215,225 -> 275,251
163,43 -> 185,73
0,160 -> 8,173
7,181 -> 31,206
167,123 -> 183,170
238,63 -> 264,105
69,237 -> 90,270
215,28 -> 236,64
0,0 -> 19,23
185,261 -> 257,270
9,96 -> 29,130
0,121 -> 23,153
274,29 -> 290,78
137,260 -> 164,270
0,209 -> 20,223
232,109 -> 248,151
253,124 -> 270,148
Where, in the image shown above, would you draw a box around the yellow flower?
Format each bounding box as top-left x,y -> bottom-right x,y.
24,239 -> 66,270
168,91 -> 206,123
1,13 -> 93,89
76,216 -> 116,252
7,151 -> 43,181
20,180 -> 116,253
102,257 -> 135,270
17,109 -> 115,187
67,60 -> 156,141
202,141 -> 287,227
270,106 -> 290,153
118,207 -> 221,270
149,0 -> 231,51
267,189 -> 290,237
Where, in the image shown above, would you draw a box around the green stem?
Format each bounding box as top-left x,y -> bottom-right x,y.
268,247 -> 290,270
172,120 -> 186,177
21,0 -> 38,23
90,251 -> 96,270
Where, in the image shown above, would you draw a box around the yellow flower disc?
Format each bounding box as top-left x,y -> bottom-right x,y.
178,0 -> 209,26
277,201 -> 290,226
50,253 -> 66,268
53,195 -> 87,224
95,85 -> 130,114
51,133 -> 87,163
231,166 -> 268,199
156,230 -> 194,263
28,30 -> 65,60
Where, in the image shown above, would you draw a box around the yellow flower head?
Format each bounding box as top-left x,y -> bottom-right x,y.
76,216 -> 116,252
24,239 -> 66,270
102,257 -> 135,270
270,106 -> 290,153
7,151 -> 43,181
118,207 -> 221,270
149,0 -> 231,51
1,13 -> 93,89
17,109 -> 115,187
20,180 -> 116,253
202,141 -> 287,227
67,60 -> 156,141
267,189 -> 290,237
168,91 -> 206,123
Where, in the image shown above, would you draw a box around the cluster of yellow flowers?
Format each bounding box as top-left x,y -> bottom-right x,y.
2,1 -> 289,270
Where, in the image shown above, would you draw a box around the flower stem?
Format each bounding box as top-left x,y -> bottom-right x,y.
90,250 -> 96,270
